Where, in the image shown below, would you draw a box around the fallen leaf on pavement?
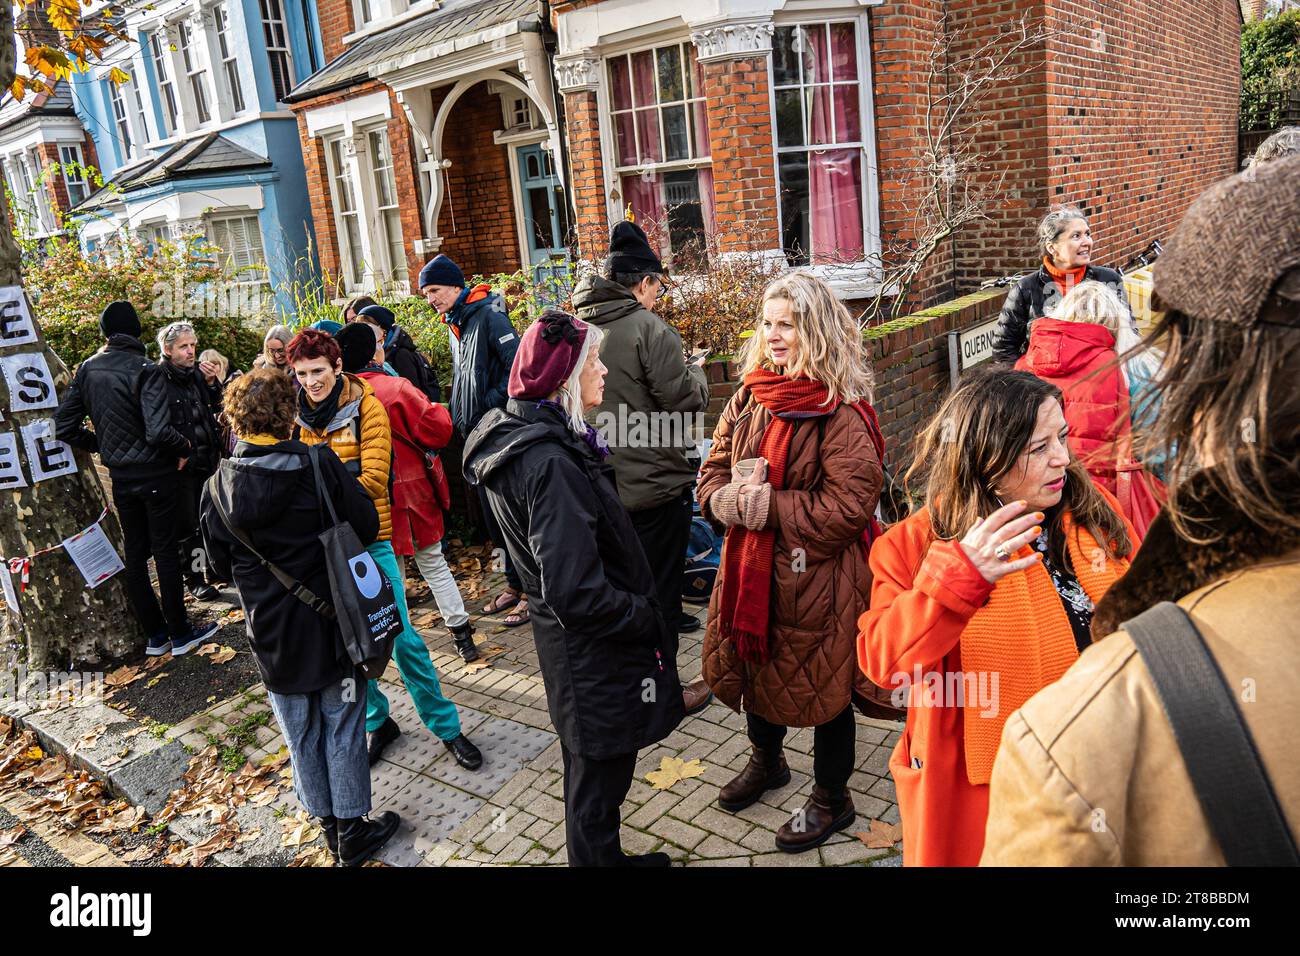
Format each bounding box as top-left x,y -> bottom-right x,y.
77,725 -> 108,750
280,811 -> 320,848
209,646 -> 237,665
0,825 -> 26,848
855,819 -> 902,849
104,665 -> 144,688
289,845 -> 335,867
120,843 -> 159,862
145,673 -> 169,689
645,756 -> 707,790
195,643 -> 221,657
0,847 -> 18,866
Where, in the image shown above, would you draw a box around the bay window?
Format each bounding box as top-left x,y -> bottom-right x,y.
772,20 -> 869,266
368,128 -> 408,286
150,30 -> 180,136
107,79 -> 133,155
213,3 -> 246,115
178,18 -> 212,125
326,138 -> 366,289
606,41 -> 715,258
209,214 -> 269,292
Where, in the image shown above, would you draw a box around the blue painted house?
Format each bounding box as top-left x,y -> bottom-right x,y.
68,0 -> 325,317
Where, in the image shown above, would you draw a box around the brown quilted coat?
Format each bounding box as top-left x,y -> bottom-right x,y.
699,385 -> 884,728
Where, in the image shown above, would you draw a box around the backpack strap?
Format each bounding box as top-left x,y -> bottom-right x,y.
205,471 -> 335,620
1124,602 -> 1299,866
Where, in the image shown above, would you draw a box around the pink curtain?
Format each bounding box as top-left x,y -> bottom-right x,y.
632,51 -> 660,164
697,166 -> 717,239
808,23 -> 863,263
622,173 -> 665,230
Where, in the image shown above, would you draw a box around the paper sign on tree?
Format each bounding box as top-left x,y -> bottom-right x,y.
0,352 -> 58,411
20,419 -> 76,483
0,288 -> 38,348
0,432 -> 26,489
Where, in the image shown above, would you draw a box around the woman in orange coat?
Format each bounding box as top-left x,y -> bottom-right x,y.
857,368 -> 1136,866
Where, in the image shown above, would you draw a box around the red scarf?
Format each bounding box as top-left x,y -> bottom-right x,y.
718,369 -> 884,665
1043,256 -> 1087,298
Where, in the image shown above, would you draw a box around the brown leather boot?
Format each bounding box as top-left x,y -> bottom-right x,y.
717,746 -> 791,813
683,680 -> 713,716
775,785 -> 856,853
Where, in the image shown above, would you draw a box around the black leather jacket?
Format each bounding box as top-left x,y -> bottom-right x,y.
54,335 -> 191,481
990,264 -> 1128,364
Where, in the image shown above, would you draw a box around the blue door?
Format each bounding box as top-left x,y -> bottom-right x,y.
516,143 -> 569,301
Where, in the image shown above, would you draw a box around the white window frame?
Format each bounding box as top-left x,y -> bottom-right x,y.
208,213 -> 270,292
366,126 -> 408,289
178,17 -> 213,126
149,29 -> 181,136
213,2 -> 246,115
260,0 -> 296,103
107,78 -> 134,157
767,12 -> 882,280
59,144 -> 88,207
325,136 -> 368,292
600,38 -> 714,257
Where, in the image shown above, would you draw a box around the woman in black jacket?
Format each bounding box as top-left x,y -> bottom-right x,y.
990,206 -> 1132,363
199,368 -> 399,867
464,310 -> 684,867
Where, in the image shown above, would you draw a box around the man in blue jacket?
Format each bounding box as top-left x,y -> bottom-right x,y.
419,255 -> 528,624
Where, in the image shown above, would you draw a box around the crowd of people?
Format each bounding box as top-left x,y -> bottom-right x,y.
49,133 -> 1299,868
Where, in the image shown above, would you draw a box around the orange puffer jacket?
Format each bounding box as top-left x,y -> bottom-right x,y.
296,373 -> 393,542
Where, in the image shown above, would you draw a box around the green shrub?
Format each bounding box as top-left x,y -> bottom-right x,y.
1242,10 -> 1300,131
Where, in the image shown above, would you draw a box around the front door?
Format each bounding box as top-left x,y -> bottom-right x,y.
516,143 -> 569,301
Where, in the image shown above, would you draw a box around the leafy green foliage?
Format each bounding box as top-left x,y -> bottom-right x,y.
1242,10 -> 1300,131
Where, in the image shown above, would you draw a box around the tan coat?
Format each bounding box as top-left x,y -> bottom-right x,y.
698,386 -> 884,728
981,477 -> 1300,866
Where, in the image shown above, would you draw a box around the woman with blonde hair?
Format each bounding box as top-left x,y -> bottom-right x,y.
1015,280 -> 1164,536
857,367 -> 1136,865
697,271 -> 887,853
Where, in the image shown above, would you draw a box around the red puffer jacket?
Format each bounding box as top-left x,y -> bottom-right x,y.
358,370 -> 453,555
1015,318 -> 1127,495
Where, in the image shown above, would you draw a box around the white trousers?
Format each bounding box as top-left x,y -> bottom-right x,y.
412,539 -> 470,630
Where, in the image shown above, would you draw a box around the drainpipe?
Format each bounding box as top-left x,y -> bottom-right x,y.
537,2 -> 577,250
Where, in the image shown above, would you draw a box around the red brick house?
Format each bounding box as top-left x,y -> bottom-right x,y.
290,0 -> 1242,308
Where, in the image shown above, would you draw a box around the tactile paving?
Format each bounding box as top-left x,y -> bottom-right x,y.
425,714 -> 555,799
371,777 -> 484,868
374,700 -> 490,774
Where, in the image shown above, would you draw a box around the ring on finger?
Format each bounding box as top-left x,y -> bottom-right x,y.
994,544 -> 1012,562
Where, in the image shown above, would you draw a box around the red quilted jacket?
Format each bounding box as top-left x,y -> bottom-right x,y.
358,370 -> 453,555
1015,318 -> 1127,495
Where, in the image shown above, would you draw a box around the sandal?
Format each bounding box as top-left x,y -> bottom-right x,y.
482,588 -> 521,615
500,596 -> 530,628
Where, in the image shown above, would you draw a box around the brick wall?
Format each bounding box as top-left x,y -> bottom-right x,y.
560,87 -> 610,262
700,56 -> 780,254
430,82 -> 522,279
1042,1 -> 1241,270
315,0 -> 356,63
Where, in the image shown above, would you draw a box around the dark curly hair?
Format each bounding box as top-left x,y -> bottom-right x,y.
286,327 -> 340,367
224,368 -> 297,440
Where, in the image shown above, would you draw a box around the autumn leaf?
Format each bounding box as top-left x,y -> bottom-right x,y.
0,825 -> 26,849
196,643 -> 220,657
855,819 -> 902,849
46,0 -> 84,34
645,756 -> 706,790
120,842 -> 159,862
280,811 -> 321,848
209,646 -> 236,665
8,77 -> 26,102
24,45 -> 72,80
107,66 -> 131,85
105,664 -> 144,688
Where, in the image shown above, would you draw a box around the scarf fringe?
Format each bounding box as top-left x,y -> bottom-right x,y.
721,621 -> 771,665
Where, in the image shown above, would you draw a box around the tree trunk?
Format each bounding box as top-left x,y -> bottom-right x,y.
0,6 -> 137,670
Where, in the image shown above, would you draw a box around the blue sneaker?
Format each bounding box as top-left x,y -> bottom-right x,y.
146,632 -> 171,657
171,621 -> 219,656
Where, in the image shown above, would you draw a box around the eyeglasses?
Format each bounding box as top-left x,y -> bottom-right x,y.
655,278 -> 670,300
268,347 -> 286,357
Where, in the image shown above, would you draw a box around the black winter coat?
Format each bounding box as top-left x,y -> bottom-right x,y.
384,326 -> 441,403
990,264 -> 1129,364
160,360 -> 223,477
464,399 -> 684,758
54,335 -> 190,483
447,289 -> 518,437
200,440 -> 379,694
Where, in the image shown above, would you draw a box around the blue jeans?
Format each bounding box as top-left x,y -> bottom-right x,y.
365,541 -> 463,741
267,675 -> 370,819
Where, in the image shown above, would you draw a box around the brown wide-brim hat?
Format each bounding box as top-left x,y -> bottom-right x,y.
1153,153 -> 1300,327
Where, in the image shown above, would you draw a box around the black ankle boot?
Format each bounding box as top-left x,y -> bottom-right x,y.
367,717 -> 401,766
337,812 -> 401,867
450,621 -> 480,663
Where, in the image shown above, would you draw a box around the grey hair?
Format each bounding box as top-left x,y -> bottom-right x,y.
263,324 -> 292,347
157,321 -> 195,355
553,321 -> 604,436
1038,206 -> 1088,257
1246,126 -> 1300,170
